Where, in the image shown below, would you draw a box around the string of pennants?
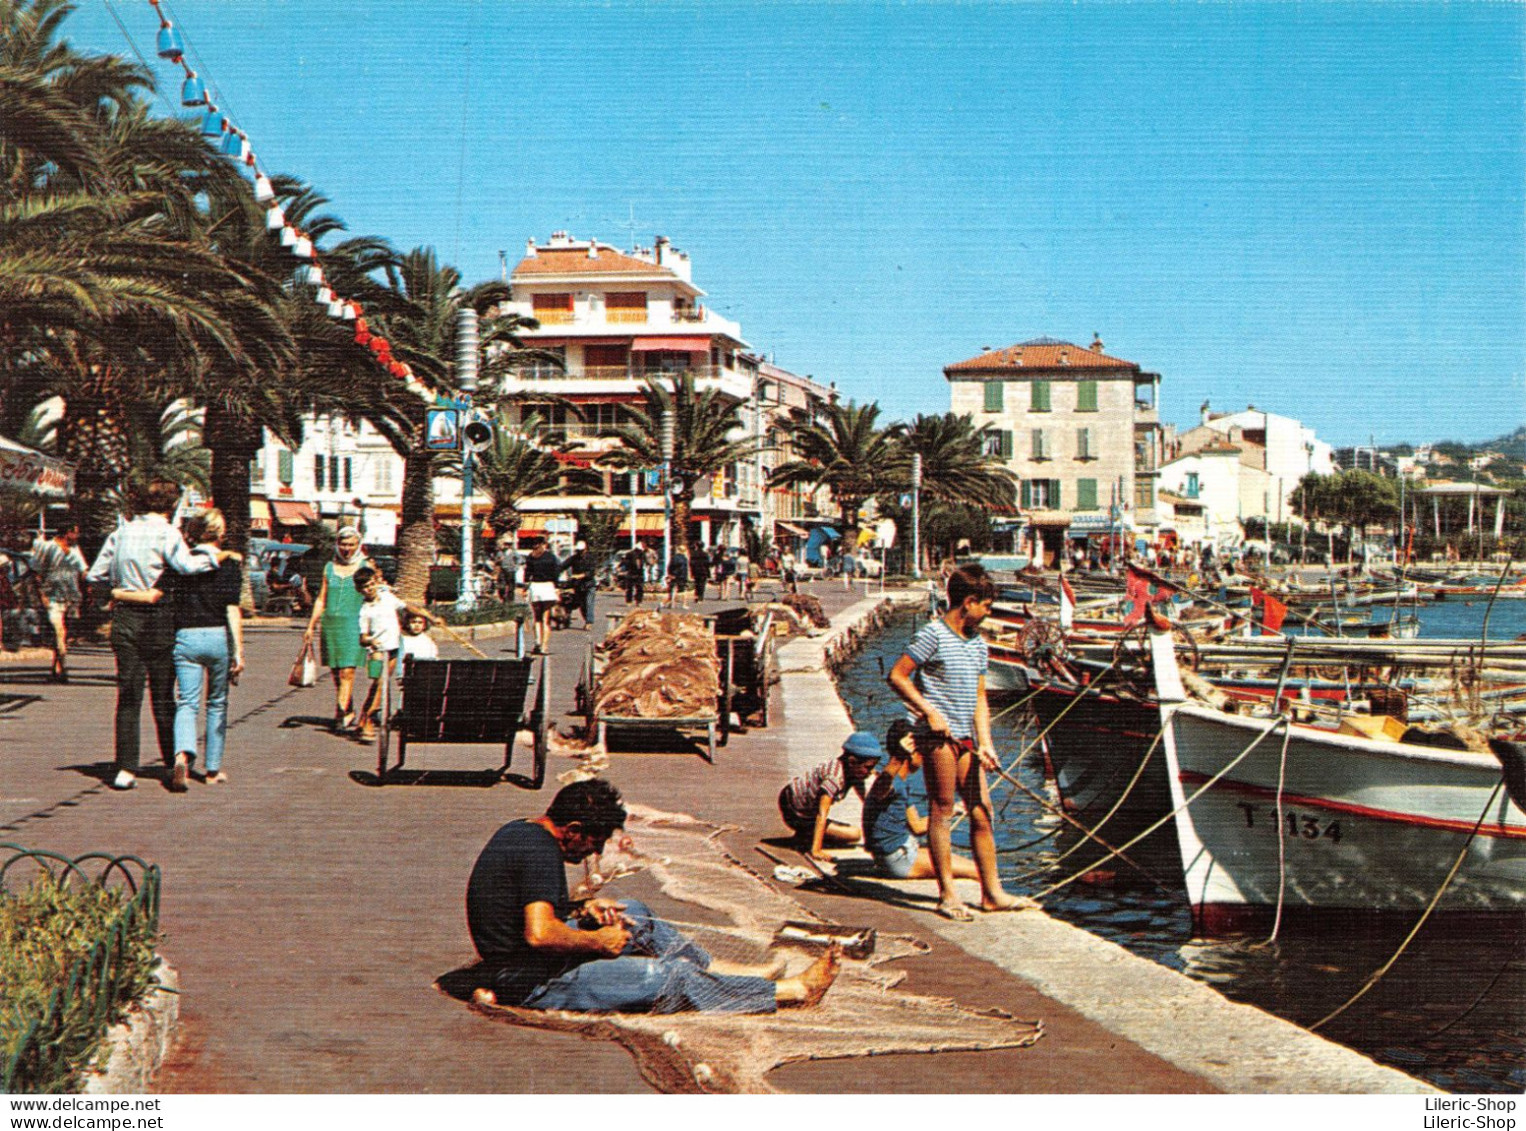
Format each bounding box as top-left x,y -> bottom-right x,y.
146,0 -> 429,399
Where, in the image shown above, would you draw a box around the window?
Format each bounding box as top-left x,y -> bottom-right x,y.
1030,380 -> 1051,412
1076,478 -> 1098,510
1020,479 -> 1062,509
1186,472 -> 1200,499
982,430 -> 1014,459
277,449 -> 293,486
531,292 -> 574,323
314,454 -> 325,489
1135,479 -> 1154,510
1031,429 -> 1049,460
1076,380 -> 1098,412
374,459 -> 393,493
983,381 -> 1004,412
1076,427 -> 1093,459
605,291 -> 648,323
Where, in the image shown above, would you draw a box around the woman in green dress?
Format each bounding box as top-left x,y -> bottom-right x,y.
302,528 -> 373,731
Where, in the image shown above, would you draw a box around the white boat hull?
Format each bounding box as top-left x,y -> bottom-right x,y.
1159,701 -> 1526,932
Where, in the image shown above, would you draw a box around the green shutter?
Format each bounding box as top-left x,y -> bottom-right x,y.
1020,480 -> 1032,508
1077,478 -> 1097,510
1050,480 -> 1061,509
278,449 -> 293,485
1077,380 -> 1098,412
1031,380 -> 1051,412
983,381 -> 1004,412
1000,430 -> 1013,459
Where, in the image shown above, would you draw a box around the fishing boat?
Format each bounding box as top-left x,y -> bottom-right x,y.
1151,629 -> 1526,934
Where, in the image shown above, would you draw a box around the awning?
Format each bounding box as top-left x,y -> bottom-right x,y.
616,514 -> 666,537
0,434 -> 72,498
249,498 -> 273,523
271,501 -> 317,525
433,502 -> 492,520
630,336 -> 710,352
776,521 -> 809,537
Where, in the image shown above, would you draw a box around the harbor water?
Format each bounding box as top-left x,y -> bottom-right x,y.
834,598 -> 1526,1093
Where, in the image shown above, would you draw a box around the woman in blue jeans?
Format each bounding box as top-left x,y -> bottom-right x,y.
121,509 -> 244,789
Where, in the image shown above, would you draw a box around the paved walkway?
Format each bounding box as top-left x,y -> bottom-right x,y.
0,578 -> 1417,1093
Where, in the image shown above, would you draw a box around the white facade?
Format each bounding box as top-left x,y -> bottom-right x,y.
252,415 -> 404,544
1156,446 -> 1269,547
1178,406 -> 1334,523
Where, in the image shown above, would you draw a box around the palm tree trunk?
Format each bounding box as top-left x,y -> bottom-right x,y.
395,437 -> 436,603
205,405 -> 260,554
673,489 -> 694,561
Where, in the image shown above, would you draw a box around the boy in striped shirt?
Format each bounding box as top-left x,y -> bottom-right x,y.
888,564 -> 1026,921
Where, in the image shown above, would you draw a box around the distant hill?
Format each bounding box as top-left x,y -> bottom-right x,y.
1491,426 -> 1526,459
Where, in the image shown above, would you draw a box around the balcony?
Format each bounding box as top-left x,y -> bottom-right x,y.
605,309 -> 647,324
533,309 -> 575,325
504,364 -> 754,404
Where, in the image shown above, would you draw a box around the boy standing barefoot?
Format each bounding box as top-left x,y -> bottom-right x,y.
887,563 -> 1025,921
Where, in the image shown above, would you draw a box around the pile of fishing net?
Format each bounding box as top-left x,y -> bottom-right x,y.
779,592 -> 830,629
593,610 -> 720,719
447,805 -> 1043,1093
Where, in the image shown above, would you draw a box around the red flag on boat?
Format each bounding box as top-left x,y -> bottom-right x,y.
1059,573 -> 1076,630
1249,587 -> 1288,633
1123,564 -> 1175,627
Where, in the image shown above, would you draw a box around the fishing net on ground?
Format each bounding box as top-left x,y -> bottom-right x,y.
439,803 -> 1043,1093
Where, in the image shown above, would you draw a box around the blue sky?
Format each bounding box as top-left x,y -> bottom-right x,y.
71,1 -> 1524,446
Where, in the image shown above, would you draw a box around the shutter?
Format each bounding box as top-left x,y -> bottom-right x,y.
1050,480 -> 1062,509
1077,380 -> 1098,412
984,381 -> 1004,412
1000,430 -> 1013,459
1021,480 -> 1032,509
313,453 -> 324,487
344,458 -> 353,491
1077,479 -> 1097,510
278,450 -> 293,485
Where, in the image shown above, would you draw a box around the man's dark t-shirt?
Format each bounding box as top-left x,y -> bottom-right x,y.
466,821 -> 581,1003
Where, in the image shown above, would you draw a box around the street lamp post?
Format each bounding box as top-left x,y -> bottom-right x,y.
911,453 -> 923,579
661,406 -> 675,577
455,307 -> 479,611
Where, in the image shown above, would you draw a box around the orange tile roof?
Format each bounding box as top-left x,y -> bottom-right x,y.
945,339 -> 1138,374
512,245 -> 676,278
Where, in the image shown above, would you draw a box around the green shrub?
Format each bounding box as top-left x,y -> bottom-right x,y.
1,874 -> 160,1093
435,598 -> 528,628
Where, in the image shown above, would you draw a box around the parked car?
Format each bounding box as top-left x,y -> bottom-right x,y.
248,539 -> 311,612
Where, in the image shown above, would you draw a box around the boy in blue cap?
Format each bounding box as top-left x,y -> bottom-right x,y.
778,732 -> 882,862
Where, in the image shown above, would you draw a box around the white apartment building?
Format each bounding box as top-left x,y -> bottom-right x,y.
494,232 -> 794,551
1155,442 -> 1271,549
1174,404 -> 1335,524
251,414 -> 403,545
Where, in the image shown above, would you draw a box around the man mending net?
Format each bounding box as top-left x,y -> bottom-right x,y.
467,779 -> 841,1013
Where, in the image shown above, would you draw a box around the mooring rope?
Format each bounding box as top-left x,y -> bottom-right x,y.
1034,712 -> 1290,900
1308,781 -> 1506,1033
1260,720 -> 1296,946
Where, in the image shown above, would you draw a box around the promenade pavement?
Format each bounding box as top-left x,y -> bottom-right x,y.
0,577 -> 1215,1094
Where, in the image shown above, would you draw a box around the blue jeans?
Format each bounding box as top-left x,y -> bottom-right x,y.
173,627 -> 231,773
516,899 -> 776,1014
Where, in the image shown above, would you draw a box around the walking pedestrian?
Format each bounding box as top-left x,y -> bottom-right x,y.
664,546 -> 690,608
690,543 -> 710,603
302,527 -> 373,733
86,479 -> 223,791
523,538 -> 564,654
565,540 -> 597,629
30,521 -> 86,682
163,509 -> 242,789
619,545 -> 645,605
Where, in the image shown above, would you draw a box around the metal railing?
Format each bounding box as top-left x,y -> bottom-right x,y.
511,364 -> 735,384
1,845 -> 162,1094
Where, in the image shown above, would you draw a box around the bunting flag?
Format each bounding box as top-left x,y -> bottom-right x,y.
1058,572 -> 1076,631
1122,563 -> 1176,628
144,0 -> 424,397
1249,587 -> 1289,634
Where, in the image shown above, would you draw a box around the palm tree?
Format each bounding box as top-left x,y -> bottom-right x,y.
896,412 -> 1019,571
355,248 -> 534,601
768,399 -> 905,549
464,415 -> 593,544
593,372 -> 760,559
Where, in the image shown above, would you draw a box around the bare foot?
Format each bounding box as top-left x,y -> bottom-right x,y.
778,943 -> 841,1008
472,987 -> 498,1007
981,894 -> 1041,913
937,900 -> 975,922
